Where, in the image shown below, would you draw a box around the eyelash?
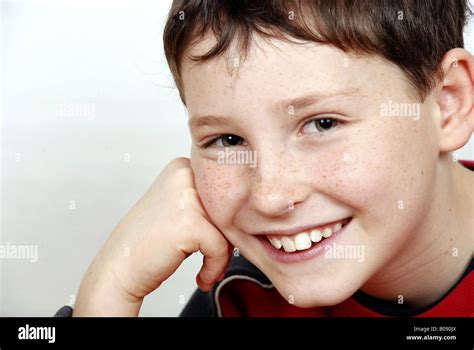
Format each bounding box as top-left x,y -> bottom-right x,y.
202,116 -> 342,148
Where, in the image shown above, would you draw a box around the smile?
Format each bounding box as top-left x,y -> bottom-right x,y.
265,217 -> 351,253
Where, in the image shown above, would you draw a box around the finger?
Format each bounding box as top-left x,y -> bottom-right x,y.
195,230 -> 231,291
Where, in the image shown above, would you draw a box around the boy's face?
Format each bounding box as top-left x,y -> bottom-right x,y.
183,35 -> 440,307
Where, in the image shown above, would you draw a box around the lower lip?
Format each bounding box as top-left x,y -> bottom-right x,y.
257,217 -> 353,264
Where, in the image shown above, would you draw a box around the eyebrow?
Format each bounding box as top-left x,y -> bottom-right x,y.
188,87 -> 361,130
279,87 -> 361,112
188,114 -> 234,131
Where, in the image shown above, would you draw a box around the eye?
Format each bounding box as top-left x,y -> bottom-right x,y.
205,134 -> 246,148
301,117 -> 339,134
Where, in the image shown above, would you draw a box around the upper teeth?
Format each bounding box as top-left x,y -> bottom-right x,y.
266,220 -> 346,253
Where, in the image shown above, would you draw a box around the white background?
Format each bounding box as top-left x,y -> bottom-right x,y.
1,0 -> 473,316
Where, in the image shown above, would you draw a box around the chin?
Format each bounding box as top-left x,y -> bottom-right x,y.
271,276 -> 363,308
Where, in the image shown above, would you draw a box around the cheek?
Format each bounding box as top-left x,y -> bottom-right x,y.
191,158 -> 245,227
312,118 -> 436,229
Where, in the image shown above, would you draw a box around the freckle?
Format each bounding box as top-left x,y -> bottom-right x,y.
421,170 -> 423,175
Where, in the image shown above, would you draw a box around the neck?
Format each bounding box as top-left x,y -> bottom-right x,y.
362,156 -> 473,307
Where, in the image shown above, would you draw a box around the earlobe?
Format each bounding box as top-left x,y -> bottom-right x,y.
437,48 -> 474,153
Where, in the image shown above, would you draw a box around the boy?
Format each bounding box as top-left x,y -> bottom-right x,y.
62,0 -> 473,317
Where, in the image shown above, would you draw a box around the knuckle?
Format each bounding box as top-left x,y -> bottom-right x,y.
170,157 -> 190,168
175,166 -> 193,181
212,237 -> 229,257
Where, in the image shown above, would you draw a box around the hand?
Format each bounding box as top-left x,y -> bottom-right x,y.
73,157 -> 231,316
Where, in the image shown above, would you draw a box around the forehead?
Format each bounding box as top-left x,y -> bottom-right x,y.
181,34 -> 401,115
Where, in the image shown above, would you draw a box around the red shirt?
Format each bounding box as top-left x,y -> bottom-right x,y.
218,262 -> 473,316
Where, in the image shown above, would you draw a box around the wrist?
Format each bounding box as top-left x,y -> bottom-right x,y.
73,253 -> 143,316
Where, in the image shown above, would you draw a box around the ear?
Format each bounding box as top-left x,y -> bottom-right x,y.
437,48 -> 474,153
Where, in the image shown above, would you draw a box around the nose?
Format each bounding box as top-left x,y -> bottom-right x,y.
248,148 -> 311,217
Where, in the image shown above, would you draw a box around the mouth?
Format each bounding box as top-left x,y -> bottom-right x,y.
266,217 -> 351,252
256,217 -> 353,263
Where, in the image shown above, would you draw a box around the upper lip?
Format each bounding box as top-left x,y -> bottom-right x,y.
249,217 -> 350,236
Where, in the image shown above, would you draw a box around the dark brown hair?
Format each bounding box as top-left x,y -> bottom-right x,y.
163,0 -> 471,103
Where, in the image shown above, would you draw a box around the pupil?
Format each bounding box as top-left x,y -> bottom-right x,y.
224,135 -> 240,146
318,119 -> 333,129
